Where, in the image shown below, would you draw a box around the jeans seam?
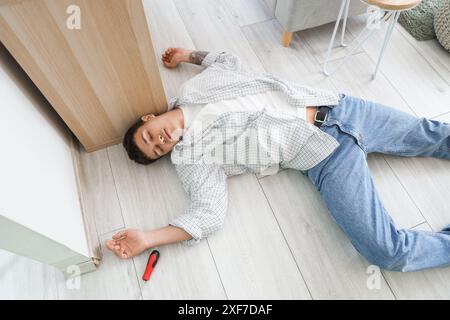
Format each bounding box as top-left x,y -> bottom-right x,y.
322,119 -> 368,157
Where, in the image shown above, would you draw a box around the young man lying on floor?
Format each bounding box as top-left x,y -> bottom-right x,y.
106,48 -> 450,272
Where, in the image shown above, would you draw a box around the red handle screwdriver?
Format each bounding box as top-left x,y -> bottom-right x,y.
142,250 -> 160,282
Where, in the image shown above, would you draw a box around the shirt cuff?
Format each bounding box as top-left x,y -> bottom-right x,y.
167,97 -> 178,110
169,215 -> 203,246
201,51 -> 225,68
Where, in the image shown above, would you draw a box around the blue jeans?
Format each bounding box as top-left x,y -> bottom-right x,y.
305,94 -> 450,272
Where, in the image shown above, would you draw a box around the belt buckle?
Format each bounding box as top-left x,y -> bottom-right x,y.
314,108 -> 327,124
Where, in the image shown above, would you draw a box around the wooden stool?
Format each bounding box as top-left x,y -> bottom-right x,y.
323,0 -> 422,79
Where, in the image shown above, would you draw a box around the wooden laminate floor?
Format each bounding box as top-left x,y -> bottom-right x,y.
1,0 -> 450,299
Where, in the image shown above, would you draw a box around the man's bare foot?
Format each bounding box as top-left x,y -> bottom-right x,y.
105,229 -> 151,259
161,47 -> 190,68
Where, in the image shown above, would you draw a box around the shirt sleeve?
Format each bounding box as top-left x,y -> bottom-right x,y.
284,79 -> 341,107
201,51 -> 242,72
169,163 -> 228,246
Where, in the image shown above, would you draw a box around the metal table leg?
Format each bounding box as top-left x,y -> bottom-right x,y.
323,0 -> 349,76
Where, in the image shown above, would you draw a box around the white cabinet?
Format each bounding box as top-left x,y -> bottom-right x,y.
0,44 -> 98,275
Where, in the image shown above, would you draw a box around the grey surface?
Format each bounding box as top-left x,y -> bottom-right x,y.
264,0 -> 367,32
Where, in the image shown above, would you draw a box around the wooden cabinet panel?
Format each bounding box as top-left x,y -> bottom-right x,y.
0,0 -> 167,151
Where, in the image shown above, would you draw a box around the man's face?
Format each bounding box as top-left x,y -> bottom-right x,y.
134,111 -> 183,161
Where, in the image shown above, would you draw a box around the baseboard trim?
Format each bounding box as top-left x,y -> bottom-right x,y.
69,134 -> 103,266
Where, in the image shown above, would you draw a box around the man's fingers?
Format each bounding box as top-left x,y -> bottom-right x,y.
112,230 -> 127,240
113,236 -> 126,242
105,240 -> 115,251
112,248 -> 122,259
107,241 -> 123,259
119,247 -> 129,259
107,236 -> 132,260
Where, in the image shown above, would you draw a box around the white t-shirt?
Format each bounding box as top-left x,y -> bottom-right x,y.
178,90 -> 306,130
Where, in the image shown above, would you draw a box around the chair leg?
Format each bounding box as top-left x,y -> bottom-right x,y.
282,31 -> 293,47
372,11 -> 400,80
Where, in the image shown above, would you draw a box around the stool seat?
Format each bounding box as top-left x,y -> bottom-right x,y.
364,0 -> 422,10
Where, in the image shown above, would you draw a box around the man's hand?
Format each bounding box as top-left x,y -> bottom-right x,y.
162,48 -> 188,68
106,226 -> 192,259
105,229 -> 151,259
161,48 -> 209,68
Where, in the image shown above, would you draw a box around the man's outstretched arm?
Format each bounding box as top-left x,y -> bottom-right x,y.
105,163 -> 228,259
162,48 -> 208,68
161,47 -> 241,71
105,226 -> 193,259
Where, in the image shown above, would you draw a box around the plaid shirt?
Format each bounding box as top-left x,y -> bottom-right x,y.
169,52 -> 341,246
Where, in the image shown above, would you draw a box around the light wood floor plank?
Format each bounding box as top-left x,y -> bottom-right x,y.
319,52 -> 414,114
55,231 -> 142,299
107,146 -> 227,299
0,249 -> 59,299
259,170 -> 395,299
242,19 -> 336,90
346,16 -> 450,119
208,174 -> 312,299
78,149 -> 124,236
174,0 -> 266,73
142,0 -> 200,100
224,0 -> 273,27
384,154 -> 450,232
396,24 -> 450,86
367,154 -> 425,229
298,20 -> 365,64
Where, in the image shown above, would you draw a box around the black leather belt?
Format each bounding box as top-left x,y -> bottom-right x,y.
313,106 -> 332,128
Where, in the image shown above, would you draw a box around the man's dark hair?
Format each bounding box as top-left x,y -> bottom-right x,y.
123,119 -> 155,165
